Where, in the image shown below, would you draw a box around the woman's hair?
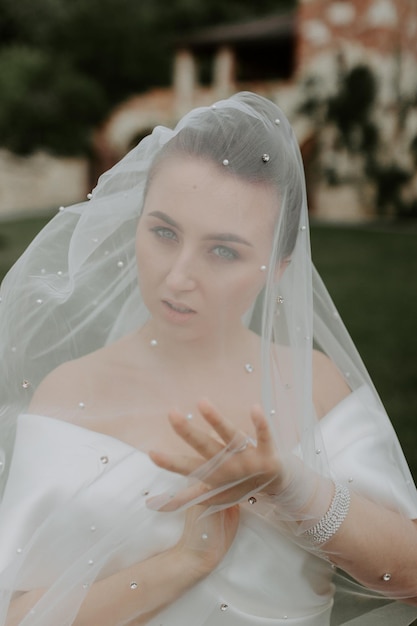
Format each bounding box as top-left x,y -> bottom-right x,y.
145,93 -> 304,258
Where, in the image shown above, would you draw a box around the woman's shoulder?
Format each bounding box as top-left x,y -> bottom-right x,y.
28,336 -> 133,418
28,356 -> 97,418
312,349 -> 351,419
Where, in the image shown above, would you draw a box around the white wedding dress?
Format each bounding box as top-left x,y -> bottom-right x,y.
0,386 -> 416,625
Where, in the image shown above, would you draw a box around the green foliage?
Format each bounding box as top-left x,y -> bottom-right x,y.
0,46 -> 106,155
299,63 -> 417,218
328,67 -> 377,126
0,0 -> 295,155
366,161 -> 413,217
49,0 -> 172,103
327,65 -> 378,152
0,0 -> 65,47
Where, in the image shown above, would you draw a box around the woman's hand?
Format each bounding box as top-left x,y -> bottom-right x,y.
148,399 -> 287,511
174,504 -> 240,578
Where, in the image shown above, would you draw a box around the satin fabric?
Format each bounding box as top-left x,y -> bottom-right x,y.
0,386 -> 415,625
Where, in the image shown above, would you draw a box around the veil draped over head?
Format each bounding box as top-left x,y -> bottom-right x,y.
0,92 -> 416,625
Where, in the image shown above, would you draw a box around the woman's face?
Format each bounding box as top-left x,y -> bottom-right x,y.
136,156 -> 277,341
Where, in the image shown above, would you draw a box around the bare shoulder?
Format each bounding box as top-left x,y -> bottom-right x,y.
29,334 -> 131,418
29,332 -> 142,419
312,350 -> 351,419
29,352 -> 101,418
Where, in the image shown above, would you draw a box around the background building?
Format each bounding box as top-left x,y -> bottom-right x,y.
2,0 -> 416,220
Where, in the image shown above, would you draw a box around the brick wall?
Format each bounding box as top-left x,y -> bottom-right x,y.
296,0 -> 417,70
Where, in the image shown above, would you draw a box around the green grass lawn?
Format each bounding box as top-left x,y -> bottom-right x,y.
1,214 -> 417,479
310,220 -> 417,480
0,213 -> 53,279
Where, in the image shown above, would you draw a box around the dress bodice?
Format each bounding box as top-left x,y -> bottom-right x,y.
0,386 -> 416,625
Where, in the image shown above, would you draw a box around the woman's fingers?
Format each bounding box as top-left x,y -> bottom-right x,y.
165,402 -> 275,463
147,472 -> 269,511
176,504 -> 240,574
148,449 -> 202,476
147,481 -> 211,511
197,399 -> 240,445
148,400 -> 282,511
198,399 -> 275,455
250,405 -> 276,455
167,409 -> 224,459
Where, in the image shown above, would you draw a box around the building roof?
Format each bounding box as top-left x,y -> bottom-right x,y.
177,12 -> 295,49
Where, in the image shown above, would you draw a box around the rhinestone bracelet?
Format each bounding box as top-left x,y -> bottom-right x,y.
303,483 -> 350,546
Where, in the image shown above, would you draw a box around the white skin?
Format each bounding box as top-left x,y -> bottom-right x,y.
135,156 -> 279,375
13,155 -> 417,625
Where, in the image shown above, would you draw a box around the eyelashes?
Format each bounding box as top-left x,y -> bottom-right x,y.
212,246 -> 239,261
150,226 -> 177,241
149,227 -> 240,262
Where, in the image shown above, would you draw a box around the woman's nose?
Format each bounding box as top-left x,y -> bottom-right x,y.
165,252 -> 197,292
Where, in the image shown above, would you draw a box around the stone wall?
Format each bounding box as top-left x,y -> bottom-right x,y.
0,150 -> 89,219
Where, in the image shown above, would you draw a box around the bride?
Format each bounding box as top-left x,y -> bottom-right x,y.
0,92 -> 417,625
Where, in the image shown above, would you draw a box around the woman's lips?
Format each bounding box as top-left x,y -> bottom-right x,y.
162,299 -> 197,321
163,300 -> 196,313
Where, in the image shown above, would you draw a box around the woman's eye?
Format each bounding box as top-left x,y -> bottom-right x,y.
212,245 -> 238,261
151,227 -> 177,241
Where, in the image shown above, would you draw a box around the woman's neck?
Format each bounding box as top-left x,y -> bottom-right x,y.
136,319 -> 258,373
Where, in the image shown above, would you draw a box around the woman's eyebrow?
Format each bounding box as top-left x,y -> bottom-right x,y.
202,233 -> 253,247
147,210 -> 182,230
147,210 -> 252,247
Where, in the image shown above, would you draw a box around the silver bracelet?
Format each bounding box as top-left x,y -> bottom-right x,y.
303,483 -> 350,546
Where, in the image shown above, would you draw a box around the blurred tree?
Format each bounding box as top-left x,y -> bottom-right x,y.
0,46 -> 106,155
0,0 -> 295,155
327,66 -> 378,153
298,63 -> 417,219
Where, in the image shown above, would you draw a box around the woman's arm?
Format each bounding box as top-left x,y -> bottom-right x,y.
320,488 -> 417,603
6,505 -> 239,626
149,400 -> 417,604
311,352 -> 417,601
